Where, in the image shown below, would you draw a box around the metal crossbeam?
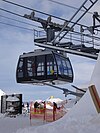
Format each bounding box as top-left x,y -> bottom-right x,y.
52,0 -> 98,43
24,14 -> 72,32
35,42 -> 98,59
32,80 -> 84,97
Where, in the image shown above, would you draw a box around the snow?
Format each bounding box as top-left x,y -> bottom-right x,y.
90,51 -> 100,95
18,114 -> 100,133
0,114 -> 48,133
6,96 -> 19,102
0,113 -> 100,133
0,89 -> 5,100
46,97 -> 63,104
0,52 -> 100,133
1,52 -> 100,133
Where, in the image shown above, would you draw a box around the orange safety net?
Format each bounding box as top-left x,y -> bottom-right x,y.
30,102 -> 66,122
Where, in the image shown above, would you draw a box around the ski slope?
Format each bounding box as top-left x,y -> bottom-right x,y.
15,53 -> 100,133
0,53 -> 100,133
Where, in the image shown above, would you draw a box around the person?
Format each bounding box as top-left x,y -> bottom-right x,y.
53,102 -> 57,109
53,102 -> 57,121
34,101 -> 39,113
27,102 -> 29,113
22,102 -> 24,108
34,101 -> 39,108
53,102 -> 60,110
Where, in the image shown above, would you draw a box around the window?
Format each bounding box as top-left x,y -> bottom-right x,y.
37,62 -> 44,76
37,56 -> 45,76
27,57 -> 35,77
54,53 -> 73,77
55,55 -> 63,75
47,54 -> 57,75
17,58 -> 23,78
62,59 -> 68,75
66,60 -> 73,77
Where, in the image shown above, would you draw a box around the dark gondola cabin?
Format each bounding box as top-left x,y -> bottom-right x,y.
16,49 -> 73,84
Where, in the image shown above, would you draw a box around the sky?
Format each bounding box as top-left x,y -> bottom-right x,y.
0,0 -> 100,102
0,42 -> 100,133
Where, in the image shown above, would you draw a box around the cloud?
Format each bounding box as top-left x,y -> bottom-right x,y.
69,54 -> 96,85
0,0 -> 99,101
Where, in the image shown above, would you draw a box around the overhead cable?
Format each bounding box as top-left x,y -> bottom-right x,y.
1,0 -> 66,21
0,7 -> 22,17
0,20 -> 99,46
1,0 -> 93,29
0,14 -> 41,28
0,21 -> 34,31
1,0 -> 100,44
47,0 -> 93,14
0,7 -> 100,43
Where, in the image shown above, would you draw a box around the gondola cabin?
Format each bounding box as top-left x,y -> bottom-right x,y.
16,49 -> 73,85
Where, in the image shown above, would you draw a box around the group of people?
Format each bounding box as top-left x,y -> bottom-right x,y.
34,101 -> 60,110
22,100 -> 61,114
22,102 -> 30,114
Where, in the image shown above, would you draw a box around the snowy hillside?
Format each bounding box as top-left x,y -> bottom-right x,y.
0,111 -> 100,133
0,52 -> 100,133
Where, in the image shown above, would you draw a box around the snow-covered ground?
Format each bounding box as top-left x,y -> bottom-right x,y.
0,111 -> 100,133
0,52 -> 100,133
0,114 -> 47,133
1,51 -> 100,133
17,113 -> 100,133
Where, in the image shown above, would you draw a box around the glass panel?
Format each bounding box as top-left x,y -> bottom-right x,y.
55,55 -> 63,75
66,60 -> 73,77
47,54 -> 57,75
62,60 -> 68,75
54,53 -> 73,78
37,55 -> 45,76
17,58 -> 23,78
27,57 -> 35,77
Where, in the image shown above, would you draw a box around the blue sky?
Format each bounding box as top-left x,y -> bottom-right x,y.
0,0 -> 99,102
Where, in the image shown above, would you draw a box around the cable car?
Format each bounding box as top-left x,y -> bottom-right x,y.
16,49 -> 73,85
